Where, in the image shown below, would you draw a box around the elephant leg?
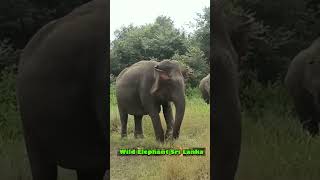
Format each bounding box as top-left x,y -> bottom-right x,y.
205,95 -> 210,104
162,102 -> 174,139
28,157 -> 57,180
308,107 -> 320,136
76,168 -> 106,180
134,115 -> 144,138
24,139 -> 57,180
149,112 -> 164,142
292,92 -> 315,135
303,119 -> 319,136
119,109 -> 128,138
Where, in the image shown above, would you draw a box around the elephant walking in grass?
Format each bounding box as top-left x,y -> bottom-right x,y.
16,0 -> 108,179
116,60 -> 186,142
212,0 -> 254,179
199,74 -> 210,104
285,37 -> 320,136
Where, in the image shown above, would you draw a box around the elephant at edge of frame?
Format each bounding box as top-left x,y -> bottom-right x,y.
199,74 -> 210,104
115,59 -> 186,142
212,0 -> 254,179
285,36 -> 320,136
16,0 -> 109,179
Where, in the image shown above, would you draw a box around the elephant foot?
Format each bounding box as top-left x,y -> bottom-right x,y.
302,121 -> 319,136
172,131 -> 180,140
156,135 -> 165,142
134,133 -> 144,139
165,130 -> 173,140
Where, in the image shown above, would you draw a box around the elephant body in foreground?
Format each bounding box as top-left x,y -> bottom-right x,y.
285,37 -> 320,135
16,0 -> 108,179
116,60 -> 186,142
199,74 -> 210,104
212,0 -> 253,179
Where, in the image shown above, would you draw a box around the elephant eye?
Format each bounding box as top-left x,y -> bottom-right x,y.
309,60 -> 315,64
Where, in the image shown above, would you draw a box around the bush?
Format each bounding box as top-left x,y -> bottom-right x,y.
240,74 -> 293,120
0,40 -> 20,71
172,46 -> 209,88
0,65 -> 21,140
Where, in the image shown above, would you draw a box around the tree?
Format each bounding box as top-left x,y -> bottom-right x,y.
110,16 -> 188,75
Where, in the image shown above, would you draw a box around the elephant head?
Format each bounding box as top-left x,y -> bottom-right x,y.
151,60 -> 186,138
151,60 -> 185,95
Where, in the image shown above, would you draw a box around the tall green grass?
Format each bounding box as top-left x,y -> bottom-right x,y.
110,86 -> 210,180
237,80 -> 320,180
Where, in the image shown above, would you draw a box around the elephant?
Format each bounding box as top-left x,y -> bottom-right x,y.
212,0 -> 254,180
285,36 -> 320,136
115,60 -> 186,142
199,74 -> 210,104
16,0 -> 109,180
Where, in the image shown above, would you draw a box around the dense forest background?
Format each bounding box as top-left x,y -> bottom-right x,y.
109,9 -> 210,88
1,0 -> 319,87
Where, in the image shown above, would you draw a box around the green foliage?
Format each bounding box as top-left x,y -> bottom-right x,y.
110,16 -> 188,75
190,7 -> 210,60
240,75 -> 293,120
0,40 -> 20,71
172,46 -> 209,88
0,66 -> 21,140
231,0 -> 320,84
0,0 -> 90,48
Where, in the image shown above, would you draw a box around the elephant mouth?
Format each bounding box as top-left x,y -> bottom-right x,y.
154,66 -> 166,72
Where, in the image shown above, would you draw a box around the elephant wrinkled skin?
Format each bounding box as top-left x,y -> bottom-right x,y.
285,37 -> 320,136
212,0 -> 253,179
116,60 -> 186,142
16,0 -> 108,179
199,74 -> 210,104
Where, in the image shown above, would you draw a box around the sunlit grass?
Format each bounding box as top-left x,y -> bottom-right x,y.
110,86 -> 210,180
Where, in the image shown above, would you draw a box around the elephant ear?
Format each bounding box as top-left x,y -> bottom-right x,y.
150,66 -> 170,95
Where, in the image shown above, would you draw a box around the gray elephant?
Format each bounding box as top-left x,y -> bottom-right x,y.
16,0 -> 108,179
116,60 -> 185,142
212,0 -> 254,180
199,74 -> 210,104
285,37 -> 320,136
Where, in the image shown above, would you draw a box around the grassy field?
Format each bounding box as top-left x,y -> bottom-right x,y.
110,85 -> 210,180
1,68 -> 320,179
237,81 -> 320,180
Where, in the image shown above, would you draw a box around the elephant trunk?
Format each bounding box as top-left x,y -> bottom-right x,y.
172,90 -> 185,139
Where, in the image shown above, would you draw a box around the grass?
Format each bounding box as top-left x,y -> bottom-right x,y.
110,85 -> 210,180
